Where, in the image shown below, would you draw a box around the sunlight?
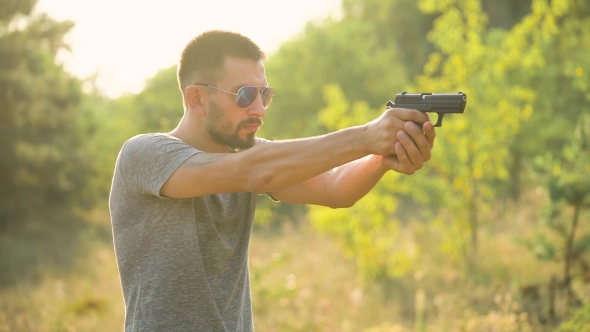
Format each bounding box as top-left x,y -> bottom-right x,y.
35,0 -> 342,97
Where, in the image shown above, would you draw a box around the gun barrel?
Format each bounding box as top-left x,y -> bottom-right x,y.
393,92 -> 466,113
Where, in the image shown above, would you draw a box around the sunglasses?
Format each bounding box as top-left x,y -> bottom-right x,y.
196,84 -> 275,109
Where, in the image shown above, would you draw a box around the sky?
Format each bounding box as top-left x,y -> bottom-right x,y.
35,0 -> 342,98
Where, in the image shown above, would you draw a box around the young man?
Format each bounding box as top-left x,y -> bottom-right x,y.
109,30 -> 435,331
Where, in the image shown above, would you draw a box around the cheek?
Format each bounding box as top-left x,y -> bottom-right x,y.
208,99 -> 246,133
218,116 -> 239,132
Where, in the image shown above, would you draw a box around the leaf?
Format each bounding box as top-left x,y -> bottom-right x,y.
574,234 -> 590,255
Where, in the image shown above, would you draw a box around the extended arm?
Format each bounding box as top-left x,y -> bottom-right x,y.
161,108 -> 431,199
270,120 -> 436,208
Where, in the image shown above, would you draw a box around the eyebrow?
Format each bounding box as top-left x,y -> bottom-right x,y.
228,80 -> 269,91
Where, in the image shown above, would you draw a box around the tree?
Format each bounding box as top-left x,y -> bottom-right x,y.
306,0 -> 590,283
262,16 -> 408,141
129,65 -> 183,134
0,0 -> 91,227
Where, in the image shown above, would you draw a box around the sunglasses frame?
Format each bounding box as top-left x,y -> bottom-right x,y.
195,84 -> 274,109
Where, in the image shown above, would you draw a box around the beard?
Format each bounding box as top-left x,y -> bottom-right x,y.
206,100 -> 262,150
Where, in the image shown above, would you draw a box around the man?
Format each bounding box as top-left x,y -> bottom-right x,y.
109,30 -> 435,331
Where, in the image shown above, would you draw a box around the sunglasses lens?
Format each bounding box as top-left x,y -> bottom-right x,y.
236,87 -> 258,108
261,87 -> 274,109
236,86 -> 275,108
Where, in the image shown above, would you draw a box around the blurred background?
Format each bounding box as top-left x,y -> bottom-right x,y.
1,0 -> 589,331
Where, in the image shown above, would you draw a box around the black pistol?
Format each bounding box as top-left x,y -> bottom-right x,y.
386,92 -> 467,127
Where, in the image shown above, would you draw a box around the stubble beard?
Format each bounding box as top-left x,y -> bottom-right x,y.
206,100 -> 262,150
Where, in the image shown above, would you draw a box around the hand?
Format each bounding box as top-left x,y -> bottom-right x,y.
364,108 -> 430,156
380,120 -> 436,175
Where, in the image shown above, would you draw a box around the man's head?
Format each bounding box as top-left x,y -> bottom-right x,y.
177,30 -> 266,107
177,30 -> 269,150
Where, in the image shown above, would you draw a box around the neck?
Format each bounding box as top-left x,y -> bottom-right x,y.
169,113 -> 229,153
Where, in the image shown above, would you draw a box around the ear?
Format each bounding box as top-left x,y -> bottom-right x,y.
184,85 -> 206,115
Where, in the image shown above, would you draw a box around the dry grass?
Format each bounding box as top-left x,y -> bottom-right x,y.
0,209 -> 124,332
0,210 -> 401,331
250,222 -> 405,331
0,194 -> 585,331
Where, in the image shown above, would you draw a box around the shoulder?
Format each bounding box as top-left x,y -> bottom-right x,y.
124,133 -> 184,148
121,133 -> 193,155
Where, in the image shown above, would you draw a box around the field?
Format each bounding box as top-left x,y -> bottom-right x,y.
0,197 -> 586,331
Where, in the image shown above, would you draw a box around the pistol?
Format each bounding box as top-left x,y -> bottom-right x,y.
386,92 -> 467,127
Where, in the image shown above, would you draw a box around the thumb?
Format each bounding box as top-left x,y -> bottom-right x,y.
381,154 -> 401,172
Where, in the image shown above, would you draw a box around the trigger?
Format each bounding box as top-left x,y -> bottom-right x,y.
434,113 -> 444,127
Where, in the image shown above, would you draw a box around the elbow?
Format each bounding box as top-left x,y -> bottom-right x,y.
327,198 -> 356,209
248,170 -> 278,194
239,154 -> 277,193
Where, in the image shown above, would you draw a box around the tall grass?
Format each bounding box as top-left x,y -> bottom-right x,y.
0,196 -> 586,331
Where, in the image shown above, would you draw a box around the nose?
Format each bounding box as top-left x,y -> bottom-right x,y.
248,94 -> 266,118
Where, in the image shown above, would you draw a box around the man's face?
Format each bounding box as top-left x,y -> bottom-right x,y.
206,100 -> 261,149
204,57 -> 268,150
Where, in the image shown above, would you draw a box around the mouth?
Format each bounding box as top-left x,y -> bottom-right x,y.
240,119 -> 263,133
241,124 -> 260,133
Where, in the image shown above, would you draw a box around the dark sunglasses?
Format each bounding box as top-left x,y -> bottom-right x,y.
196,84 -> 275,109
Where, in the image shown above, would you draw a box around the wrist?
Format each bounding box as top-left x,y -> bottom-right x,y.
368,154 -> 390,174
357,123 -> 374,155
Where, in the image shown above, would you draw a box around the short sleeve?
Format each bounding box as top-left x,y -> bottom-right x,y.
115,134 -> 200,197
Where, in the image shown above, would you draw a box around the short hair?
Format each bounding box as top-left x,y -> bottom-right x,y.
177,30 -> 266,95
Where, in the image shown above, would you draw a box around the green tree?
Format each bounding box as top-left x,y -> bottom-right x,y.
262,16 -> 408,141
0,0 -> 91,226
78,66 -> 182,207
306,0 -> 590,284
130,65 -> 183,133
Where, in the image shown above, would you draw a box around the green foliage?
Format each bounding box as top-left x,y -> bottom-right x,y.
556,301 -> 590,331
74,66 -> 183,204
0,0 -> 36,22
299,0 -> 590,294
131,66 -> 183,133
309,187 -> 414,279
74,91 -> 140,205
538,114 -> 590,207
0,2 -> 93,225
310,85 -> 421,279
262,16 -> 407,140
414,0 -> 540,206
341,0 -> 437,78
523,110 -> 590,308
519,233 -> 559,261
308,0 -> 526,280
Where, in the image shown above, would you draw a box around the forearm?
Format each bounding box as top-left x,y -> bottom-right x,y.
242,125 -> 370,193
323,154 -> 389,208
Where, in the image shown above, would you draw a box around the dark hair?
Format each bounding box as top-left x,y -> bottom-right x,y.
177,30 -> 266,95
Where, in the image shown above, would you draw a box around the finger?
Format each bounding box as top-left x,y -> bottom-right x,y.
382,109 -> 407,130
391,108 -> 429,124
380,154 -> 400,171
404,121 -> 432,161
393,141 -> 415,175
397,130 -> 424,170
423,121 -> 436,149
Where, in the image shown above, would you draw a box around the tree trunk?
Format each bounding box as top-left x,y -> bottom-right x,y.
564,202 -> 582,306
548,275 -> 556,324
509,145 -> 522,202
468,150 -> 479,256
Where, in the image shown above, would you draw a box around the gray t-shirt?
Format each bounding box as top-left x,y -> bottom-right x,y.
109,133 -> 261,332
